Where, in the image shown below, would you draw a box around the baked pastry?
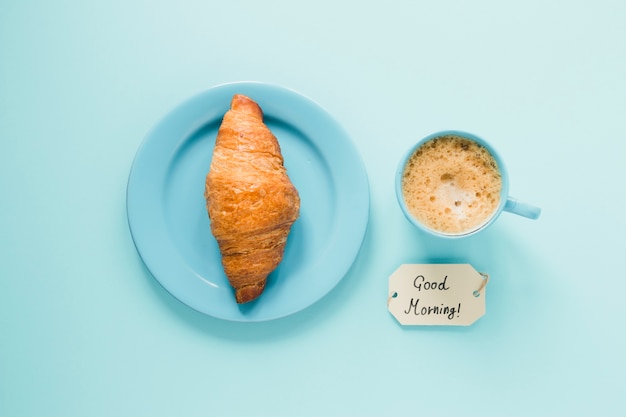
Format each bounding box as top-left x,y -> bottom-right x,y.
204,94 -> 300,303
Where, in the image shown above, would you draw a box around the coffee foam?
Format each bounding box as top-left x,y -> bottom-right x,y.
401,135 -> 502,234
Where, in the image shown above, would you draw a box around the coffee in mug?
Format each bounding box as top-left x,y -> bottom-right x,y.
396,131 -> 540,238
400,134 -> 503,235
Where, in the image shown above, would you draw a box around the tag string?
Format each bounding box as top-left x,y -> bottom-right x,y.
474,272 -> 489,297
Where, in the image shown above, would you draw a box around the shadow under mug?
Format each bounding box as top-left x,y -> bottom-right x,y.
395,130 -> 541,238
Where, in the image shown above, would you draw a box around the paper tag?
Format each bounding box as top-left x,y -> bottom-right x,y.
388,264 -> 488,326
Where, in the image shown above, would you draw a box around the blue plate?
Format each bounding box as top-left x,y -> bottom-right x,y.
126,82 -> 370,321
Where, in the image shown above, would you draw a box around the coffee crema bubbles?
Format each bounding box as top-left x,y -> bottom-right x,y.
401,135 -> 503,235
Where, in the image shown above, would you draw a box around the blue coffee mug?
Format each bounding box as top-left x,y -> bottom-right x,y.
395,130 -> 541,238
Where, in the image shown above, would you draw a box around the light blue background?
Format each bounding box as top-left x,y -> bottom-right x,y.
1,1 -> 625,416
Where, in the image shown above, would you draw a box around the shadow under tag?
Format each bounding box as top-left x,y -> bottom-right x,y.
388,264 -> 488,326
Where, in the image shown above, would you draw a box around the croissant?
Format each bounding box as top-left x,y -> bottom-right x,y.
204,94 -> 301,304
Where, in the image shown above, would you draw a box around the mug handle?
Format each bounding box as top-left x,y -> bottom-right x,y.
504,197 -> 541,219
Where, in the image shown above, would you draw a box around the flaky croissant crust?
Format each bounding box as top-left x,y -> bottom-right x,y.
205,94 -> 300,303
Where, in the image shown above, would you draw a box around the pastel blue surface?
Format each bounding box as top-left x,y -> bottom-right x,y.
2,1 -> 626,416
127,82 -> 369,321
